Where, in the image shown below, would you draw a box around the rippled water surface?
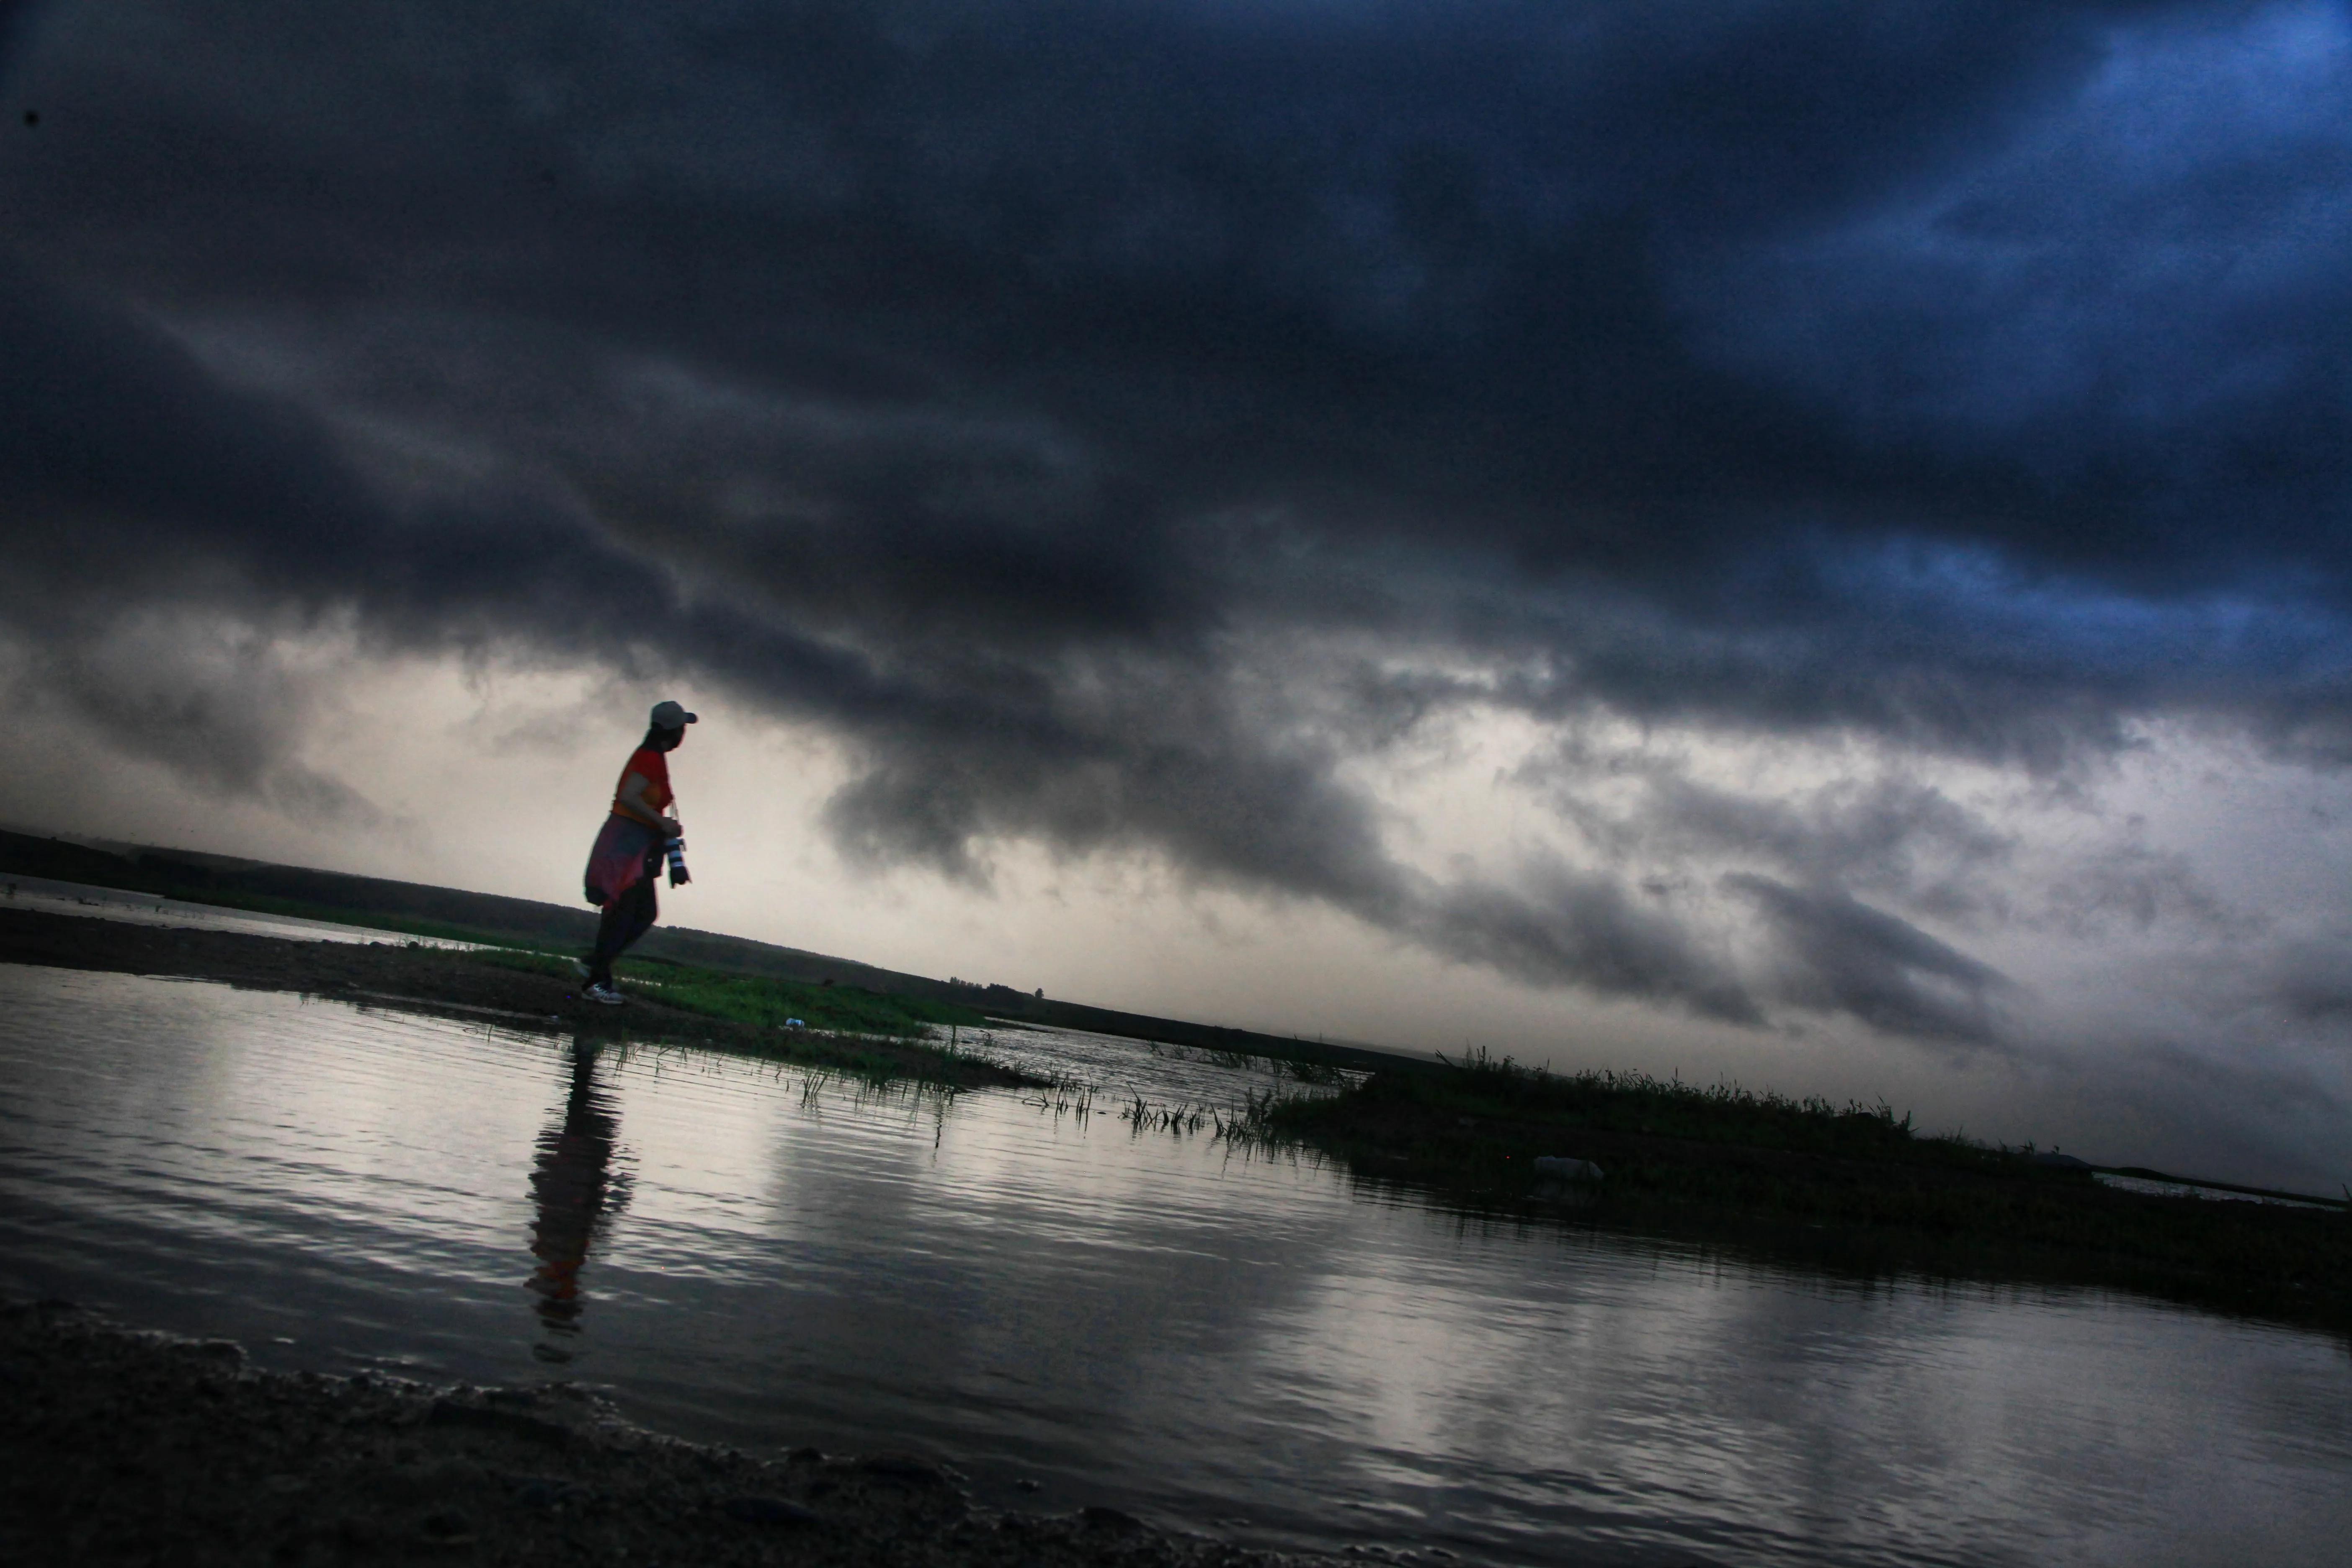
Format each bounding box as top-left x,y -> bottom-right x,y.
4,962 -> 2349,1567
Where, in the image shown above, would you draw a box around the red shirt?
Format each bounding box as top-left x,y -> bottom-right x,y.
612,745 -> 673,818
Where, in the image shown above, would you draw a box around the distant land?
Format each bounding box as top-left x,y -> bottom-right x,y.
0,826 -> 1430,1076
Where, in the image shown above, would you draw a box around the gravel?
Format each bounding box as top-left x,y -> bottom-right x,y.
1,1299 -> 1329,1568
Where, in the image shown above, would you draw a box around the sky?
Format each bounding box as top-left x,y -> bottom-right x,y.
2,0 -> 2349,1190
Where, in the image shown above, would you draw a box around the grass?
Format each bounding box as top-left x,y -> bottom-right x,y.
1022,1077 -> 1097,1122
557,993 -> 1012,1091
576,1039 -> 1008,1124
1238,1050 -> 2352,1334
25,857 -> 1011,1074
471,949 -> 987,1039
1141,1036 -> 1354,1083
1118,1095 -> 1217,1135
65,864 -> 999,1045
13,859 -> 1019,1088
1345,1050 -> 2009,1168
710,1029 -> 1010,1091
462,949 -> 1020,1088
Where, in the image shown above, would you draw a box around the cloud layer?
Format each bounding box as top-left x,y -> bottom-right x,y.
4,2 -> 2352,1080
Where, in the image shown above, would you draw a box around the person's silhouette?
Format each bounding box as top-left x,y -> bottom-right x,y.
525,1037 -> 630,1356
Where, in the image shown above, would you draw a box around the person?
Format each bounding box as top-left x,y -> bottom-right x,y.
578,699 -> 696,1004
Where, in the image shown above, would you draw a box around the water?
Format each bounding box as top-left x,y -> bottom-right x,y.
2092,1171 -> 2336,1210
3,963 -> 2349,1567
0,873 -> 480,947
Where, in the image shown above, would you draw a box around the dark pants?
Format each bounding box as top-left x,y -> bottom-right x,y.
586,851 -> 659,985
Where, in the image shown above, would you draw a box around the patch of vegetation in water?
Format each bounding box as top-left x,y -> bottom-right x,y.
1142,1037 -> 1352,1083
598,1037 -> 990,1102
1349,1050 -> 1992,1160
1246,1051 -> 2352,1333
472,949 -> 987,1038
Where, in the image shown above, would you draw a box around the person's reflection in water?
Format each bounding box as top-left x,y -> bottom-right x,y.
526,1036 -> 632,1361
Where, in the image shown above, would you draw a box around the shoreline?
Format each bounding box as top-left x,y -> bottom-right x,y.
16,902 -> 2347,1336
0,1298 -> 1326,1568
0,907 -> 1039,1090
0,834 -> 1423,1075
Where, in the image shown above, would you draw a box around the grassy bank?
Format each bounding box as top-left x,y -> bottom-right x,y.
2,828 -> 1400,1070
1249,1052 -> 2352,1333
473,949 -> 987,1039
89,886 -> 997,1046
0,906 -> 1031,1091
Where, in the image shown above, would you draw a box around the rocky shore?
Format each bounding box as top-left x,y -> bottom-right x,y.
1,1300 -> 1330,1568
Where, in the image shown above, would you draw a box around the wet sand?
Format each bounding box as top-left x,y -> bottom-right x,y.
1,1299 -> 1323,1568
0,908 -> 1034,1089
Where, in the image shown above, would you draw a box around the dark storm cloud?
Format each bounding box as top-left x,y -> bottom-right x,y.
1519,747 -> 2250,942
1728,875 -> 2014,1045
1532,760 -> 2019,921
1422,861 -> 1764,1024
2262,940 -> 2352,1029
3,0 -> 2348,1039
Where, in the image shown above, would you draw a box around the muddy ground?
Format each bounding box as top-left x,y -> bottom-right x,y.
0,908 -> 1034,1089
1,1300 -> 1347,1568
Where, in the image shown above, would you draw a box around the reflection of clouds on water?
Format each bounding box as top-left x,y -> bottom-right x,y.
1224,1215 -> 2337,1565
7,967 -> 2351,1568
526,1037 -> 631,1352
720,1051 -> 1364,1509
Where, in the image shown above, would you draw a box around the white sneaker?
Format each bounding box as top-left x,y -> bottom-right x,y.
583,982 -> 624,1006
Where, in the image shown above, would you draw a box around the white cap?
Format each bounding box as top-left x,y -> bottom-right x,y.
650,699 -> 699,728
